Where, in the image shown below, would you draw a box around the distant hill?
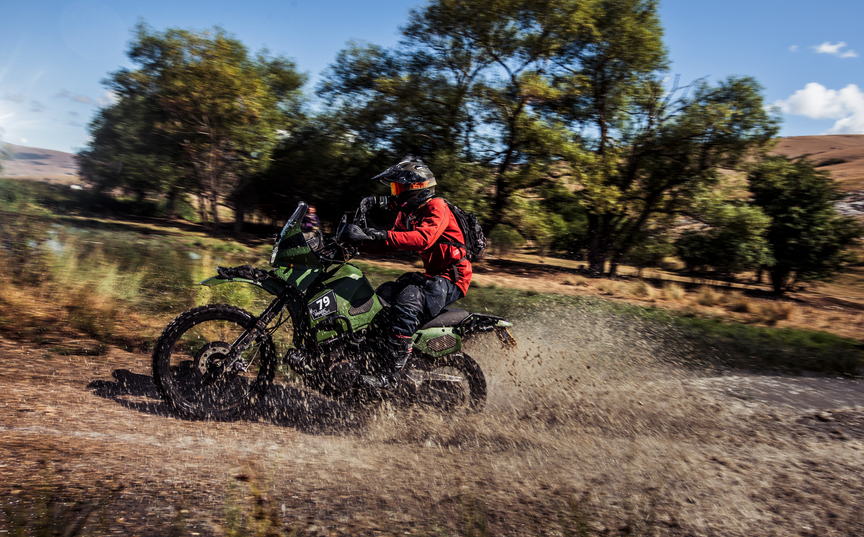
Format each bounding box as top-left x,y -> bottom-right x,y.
771,134 -> 864,192
0,144 -> 80,185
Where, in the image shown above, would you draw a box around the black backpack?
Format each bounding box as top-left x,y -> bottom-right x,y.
439,200 -> 487,264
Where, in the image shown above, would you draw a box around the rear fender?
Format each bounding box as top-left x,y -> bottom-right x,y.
461,313 -> 517,348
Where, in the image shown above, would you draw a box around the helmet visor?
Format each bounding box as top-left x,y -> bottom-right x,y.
391,180 -> 429,196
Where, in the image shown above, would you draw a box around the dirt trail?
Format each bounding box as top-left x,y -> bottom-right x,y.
1,309 -> 863,536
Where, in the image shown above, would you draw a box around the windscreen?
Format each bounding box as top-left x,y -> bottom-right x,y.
278,201 -> 308,241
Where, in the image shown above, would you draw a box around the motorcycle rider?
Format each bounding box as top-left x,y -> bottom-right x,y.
342,158 -> 472,390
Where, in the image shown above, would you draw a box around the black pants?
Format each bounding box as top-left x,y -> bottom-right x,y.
375,272 -> 463,337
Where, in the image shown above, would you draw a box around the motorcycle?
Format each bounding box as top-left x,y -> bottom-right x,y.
152,201 -> 517,420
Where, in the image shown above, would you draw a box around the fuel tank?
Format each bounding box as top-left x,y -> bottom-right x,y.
306,263 -> 383,343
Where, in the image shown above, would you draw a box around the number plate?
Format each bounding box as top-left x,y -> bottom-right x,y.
308,290 -> 338,321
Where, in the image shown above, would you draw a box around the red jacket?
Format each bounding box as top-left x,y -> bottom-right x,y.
361,198 -> 472,296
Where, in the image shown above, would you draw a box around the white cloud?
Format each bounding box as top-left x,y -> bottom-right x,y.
812,41 -> 858,58
789,45 -> 798,52
55,89 -> 95,105
97,90 -> 118,107
773,83 -> 864,134
2,93 -> 26,103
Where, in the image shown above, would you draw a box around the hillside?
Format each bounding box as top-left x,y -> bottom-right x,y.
0,143 -> 80,185
771,134 -> 864,191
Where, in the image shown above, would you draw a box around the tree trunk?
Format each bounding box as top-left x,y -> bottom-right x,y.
233,201 -> 245,233
166,189 -> 178,219
586,214 -> 610,277
770,269 -> 788,295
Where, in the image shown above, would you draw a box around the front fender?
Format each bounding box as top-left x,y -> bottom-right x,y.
200,276 -> 288,296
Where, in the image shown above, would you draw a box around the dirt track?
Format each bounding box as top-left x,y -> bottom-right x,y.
1,308 -> 864,536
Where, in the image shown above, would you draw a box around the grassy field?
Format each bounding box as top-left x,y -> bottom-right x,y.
1,176 -> 861,377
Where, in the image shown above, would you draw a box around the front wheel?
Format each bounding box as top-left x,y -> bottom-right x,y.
152,305 -> 277,419
406,352 -> 487,414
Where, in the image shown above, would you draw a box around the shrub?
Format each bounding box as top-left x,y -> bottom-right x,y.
815,158 -> 847,167
661,282 -> 686,301
628,280 -> 656,300
488,224 -> 526,256
725,290 -> 758,313
694,286 -> 722,307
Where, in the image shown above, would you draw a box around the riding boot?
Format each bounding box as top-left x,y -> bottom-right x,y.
363,333 -> 413,391
388,334 -> 414,381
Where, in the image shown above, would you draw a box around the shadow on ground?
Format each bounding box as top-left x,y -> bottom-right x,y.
87,369 -> 366,434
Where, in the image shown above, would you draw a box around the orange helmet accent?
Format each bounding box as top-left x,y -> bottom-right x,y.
390,180 -> 430,196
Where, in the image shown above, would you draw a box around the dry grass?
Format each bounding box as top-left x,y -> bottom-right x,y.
561,274 -> 589,287
753,300 -> 797,326
660,282 -> 686,302
694,285 -> 723,307
596,280 -> 623,296
725,290 -> 758,314
626,280 -> 657,300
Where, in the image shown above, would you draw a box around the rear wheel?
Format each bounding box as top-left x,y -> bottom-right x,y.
407,352 -> 486,414
152,305 -> 277,419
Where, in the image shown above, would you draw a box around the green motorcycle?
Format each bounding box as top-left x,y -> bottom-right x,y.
152,201 -> 517,420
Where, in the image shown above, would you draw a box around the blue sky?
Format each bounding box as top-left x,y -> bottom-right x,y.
1,0 -> 862,154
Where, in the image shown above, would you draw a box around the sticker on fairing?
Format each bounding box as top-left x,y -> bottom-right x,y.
308,290 -> 338,321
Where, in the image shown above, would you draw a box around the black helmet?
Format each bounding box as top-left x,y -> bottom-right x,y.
372,158 -> 436,209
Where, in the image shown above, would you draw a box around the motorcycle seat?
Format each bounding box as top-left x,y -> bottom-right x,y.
419,308 -> 471,329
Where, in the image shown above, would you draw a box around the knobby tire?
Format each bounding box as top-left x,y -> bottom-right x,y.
152,304 -> 277,420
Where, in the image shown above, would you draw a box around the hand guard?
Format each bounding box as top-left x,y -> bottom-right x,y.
216,265 -> 271,282
341,224 -> 372,244
364,228 -> 388,241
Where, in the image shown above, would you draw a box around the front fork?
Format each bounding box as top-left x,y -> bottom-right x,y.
221,291 -> 302,373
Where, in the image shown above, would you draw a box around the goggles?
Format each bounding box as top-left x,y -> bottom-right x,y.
390,180 -> 429,196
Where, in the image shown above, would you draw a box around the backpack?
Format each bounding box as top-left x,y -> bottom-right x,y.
439,199 -> 487,264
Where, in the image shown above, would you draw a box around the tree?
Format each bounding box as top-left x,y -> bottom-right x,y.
318,0 -> 586,237
81,23 -> 307,231
77,94 -> 188,214
543,0 -> 779,275
749,156 -> 863,294
674,198 -> 773,278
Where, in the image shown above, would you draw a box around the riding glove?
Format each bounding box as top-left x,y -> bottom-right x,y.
360,196 -> 391,211
364,228 -> 388,241
342,224 -> 372,244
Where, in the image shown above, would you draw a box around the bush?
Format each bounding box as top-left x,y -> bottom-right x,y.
694,286 -> 722,307
815,158 -> 847,167
488,224 -> 525,256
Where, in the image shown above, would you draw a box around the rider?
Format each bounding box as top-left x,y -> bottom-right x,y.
343,158 -> 472,389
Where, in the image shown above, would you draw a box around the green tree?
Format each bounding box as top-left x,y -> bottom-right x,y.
318,0 -> 587,238
674,198 -> 773,278
77,94 -> 188,214
83,23 -> 307,231
749,156 -> 863,294
544,0 -> 779,275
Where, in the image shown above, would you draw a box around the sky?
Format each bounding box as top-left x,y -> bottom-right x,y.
1,0 -> 862,154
